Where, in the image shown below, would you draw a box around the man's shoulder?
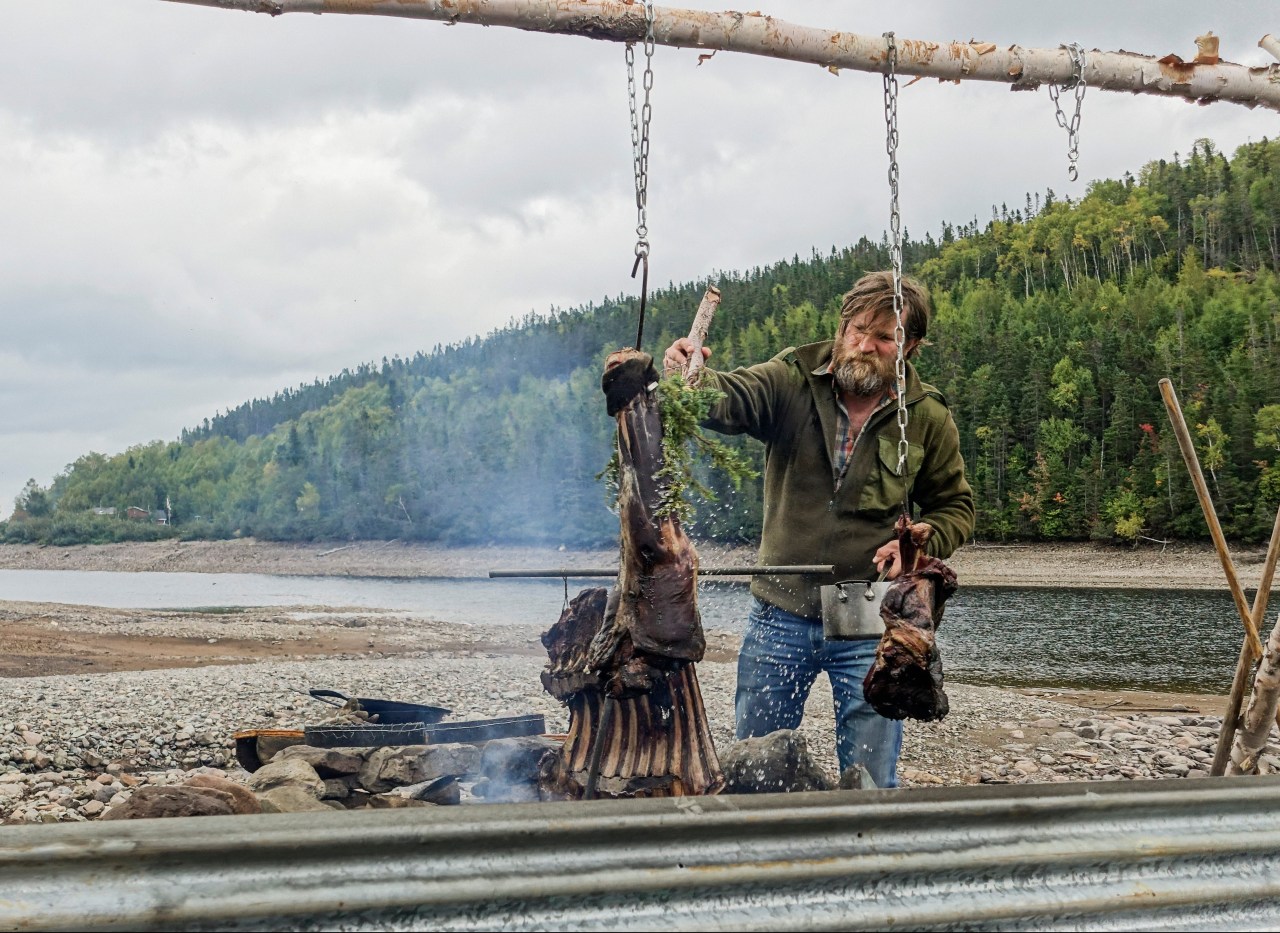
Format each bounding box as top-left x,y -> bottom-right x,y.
912,380 -> 955,424
918,380 -> 949,406
776,340 -> 832,369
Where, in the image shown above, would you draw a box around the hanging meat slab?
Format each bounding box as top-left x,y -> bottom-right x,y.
862,514 -> 958,722
589,348 -> 706,687
538,347 -> 722,798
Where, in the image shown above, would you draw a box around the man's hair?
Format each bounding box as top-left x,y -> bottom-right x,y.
837,271 -> 931,355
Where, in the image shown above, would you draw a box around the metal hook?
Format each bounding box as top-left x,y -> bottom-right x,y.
632,251 -> 650,350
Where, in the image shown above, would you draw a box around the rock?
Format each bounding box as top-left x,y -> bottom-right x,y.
100,785 -> 235,821
183,774 -> 262,814
839,765 -> 880,790
1062,749 -> 1098,762
81,799 -> 105,816
277,746 -> 365,777
321,777 -> 359,800
257,785 -> 333,814
358,744 -> 480,794
900,768 -> 943,785
246,758 -> 324,798
719,730 -> 834,794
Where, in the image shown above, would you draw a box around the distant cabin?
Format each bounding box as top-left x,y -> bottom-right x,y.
125,506 -> 151,521
152,510 -> 168,525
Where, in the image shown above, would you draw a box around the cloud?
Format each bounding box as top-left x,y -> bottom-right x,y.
0,0 -> 1271,507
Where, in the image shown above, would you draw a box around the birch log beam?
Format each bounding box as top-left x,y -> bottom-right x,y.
162,1 -> 1280,112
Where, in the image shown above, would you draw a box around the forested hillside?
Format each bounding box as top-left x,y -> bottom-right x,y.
7,138 -> 1280,547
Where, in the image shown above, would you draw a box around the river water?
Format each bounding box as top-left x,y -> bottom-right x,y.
0,569 -> 1262,693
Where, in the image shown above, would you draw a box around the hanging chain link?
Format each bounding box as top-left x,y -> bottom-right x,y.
625,0 -> 656,348
1048,43 -> 1087,182
882,32 -> 910,485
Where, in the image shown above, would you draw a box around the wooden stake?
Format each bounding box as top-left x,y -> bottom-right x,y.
1158,379 -> 1264,659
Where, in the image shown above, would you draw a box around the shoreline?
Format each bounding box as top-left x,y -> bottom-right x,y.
0,537 -> 1271,591
1,537 -> 1264,824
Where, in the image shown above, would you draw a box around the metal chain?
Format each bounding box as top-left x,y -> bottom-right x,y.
1048,43 -> 1087,182
626,0 -> 656,348
882,32 -> 910,484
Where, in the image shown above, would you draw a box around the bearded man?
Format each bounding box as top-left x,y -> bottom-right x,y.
662,271 -> 974,788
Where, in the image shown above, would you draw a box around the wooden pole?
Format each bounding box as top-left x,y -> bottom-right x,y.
1213,504 -> 1280,775
1159,378 -> 1264,659
160,0 -> 1280,113
1160,378 -> 1276,776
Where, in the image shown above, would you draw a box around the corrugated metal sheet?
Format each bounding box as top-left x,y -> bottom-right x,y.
4,776 -> 1280,931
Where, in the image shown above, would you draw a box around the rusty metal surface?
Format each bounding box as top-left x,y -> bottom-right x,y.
5,777 -> 1280,930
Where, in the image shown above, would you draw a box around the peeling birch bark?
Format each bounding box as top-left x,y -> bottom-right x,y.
162,0 -> 1280,112
1228,611 -> 1280,776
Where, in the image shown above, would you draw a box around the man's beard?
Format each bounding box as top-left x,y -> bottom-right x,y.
832,347 -> 896,396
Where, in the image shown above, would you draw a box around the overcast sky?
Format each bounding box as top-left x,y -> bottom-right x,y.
1,1 -> 1273,512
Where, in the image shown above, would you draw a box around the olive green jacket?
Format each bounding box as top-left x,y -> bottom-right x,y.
700,340 -> 975,619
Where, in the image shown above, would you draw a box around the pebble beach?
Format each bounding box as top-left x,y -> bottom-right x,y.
1,538 -> 1274,823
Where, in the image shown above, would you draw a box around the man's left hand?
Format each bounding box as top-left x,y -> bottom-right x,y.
873,522 -> 934,579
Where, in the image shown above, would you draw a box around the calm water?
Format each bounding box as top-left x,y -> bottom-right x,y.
0,569 -> 1262,693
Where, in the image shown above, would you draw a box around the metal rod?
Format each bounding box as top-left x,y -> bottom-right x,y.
489,565 -> 834,578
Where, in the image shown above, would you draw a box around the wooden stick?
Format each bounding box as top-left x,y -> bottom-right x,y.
1212,504 -> 1280,774
682,286 -> 720,386
1158,379 -> 1264,658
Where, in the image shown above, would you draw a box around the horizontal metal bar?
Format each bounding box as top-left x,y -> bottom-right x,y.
488,565 -> 834,578
6,777 -> 1280,930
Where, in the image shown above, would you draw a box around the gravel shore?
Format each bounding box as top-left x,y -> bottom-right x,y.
0,645 -> 1237,824
1,537 -> 1270,824
0,536 -> 1269,590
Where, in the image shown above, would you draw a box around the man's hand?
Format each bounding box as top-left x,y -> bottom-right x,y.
873,522 -> 934,579
662,337 -> 711,377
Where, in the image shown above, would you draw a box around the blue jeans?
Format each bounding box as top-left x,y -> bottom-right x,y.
735,598 -> 903,788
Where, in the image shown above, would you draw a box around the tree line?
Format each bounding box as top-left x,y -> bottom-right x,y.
6,137 -> 1280,547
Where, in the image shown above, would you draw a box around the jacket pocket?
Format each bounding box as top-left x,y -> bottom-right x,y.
858,434 -> 923,516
